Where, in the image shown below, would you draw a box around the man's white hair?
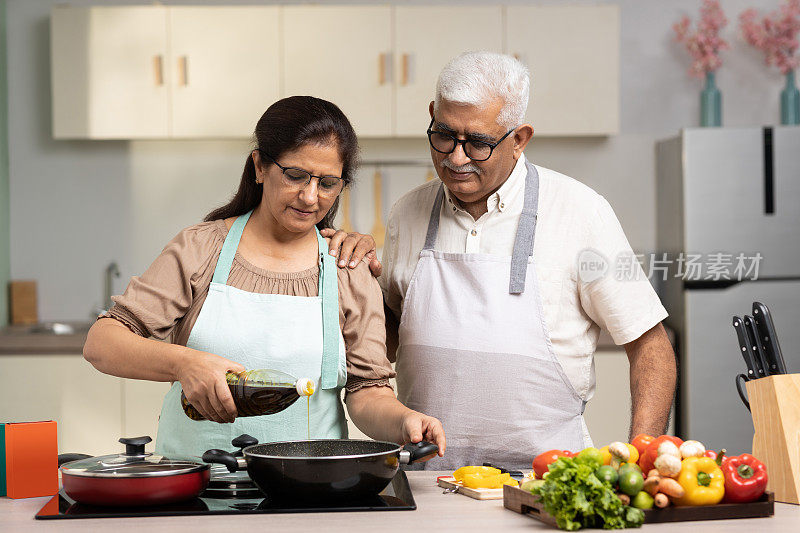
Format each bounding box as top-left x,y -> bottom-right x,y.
434,51 -> 530,130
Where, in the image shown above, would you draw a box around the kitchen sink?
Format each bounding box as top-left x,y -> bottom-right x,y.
24,322 -> 93,335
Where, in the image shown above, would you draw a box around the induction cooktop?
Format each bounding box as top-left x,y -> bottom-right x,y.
35,470 -> 416,519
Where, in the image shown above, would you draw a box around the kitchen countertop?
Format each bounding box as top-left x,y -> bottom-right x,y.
0,324 -> 673,356
1,471 -> 797,532
0,324 -> 88,354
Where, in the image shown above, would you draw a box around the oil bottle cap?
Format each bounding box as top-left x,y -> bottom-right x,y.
296,378 -> 315,397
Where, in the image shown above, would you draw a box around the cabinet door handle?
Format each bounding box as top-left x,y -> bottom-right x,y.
153,55 -> 164,86
401,54 -> 410,86
379,53 -> 386,85
178,56 -> 188,87
378,53 -> 393,85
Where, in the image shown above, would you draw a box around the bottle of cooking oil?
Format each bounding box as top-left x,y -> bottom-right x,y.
181,369 -> 314,421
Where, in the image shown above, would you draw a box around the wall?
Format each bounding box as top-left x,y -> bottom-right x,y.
0,0 -> 8,326
6,0 -> 791,321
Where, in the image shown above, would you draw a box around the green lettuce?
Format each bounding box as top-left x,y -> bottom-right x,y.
532,456 -> 645,530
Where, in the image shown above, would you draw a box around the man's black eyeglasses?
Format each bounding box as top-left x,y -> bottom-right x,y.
426,117 -> 515,162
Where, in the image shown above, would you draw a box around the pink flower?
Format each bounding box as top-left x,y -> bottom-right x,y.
740,0 -> 800,75
674,0 -> 730,78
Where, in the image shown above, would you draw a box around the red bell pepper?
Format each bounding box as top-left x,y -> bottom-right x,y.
721,453 -> 768,503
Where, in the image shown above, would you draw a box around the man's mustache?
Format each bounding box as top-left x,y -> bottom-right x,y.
441,159 -> 481,175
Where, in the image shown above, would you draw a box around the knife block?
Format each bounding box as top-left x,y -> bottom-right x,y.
746,374 -> 800,504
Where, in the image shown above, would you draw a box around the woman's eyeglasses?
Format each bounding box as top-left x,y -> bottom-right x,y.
260,151 -> 345,198
426,117 -> 515,162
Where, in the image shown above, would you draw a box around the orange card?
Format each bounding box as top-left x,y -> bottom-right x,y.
5,421 -> 59,499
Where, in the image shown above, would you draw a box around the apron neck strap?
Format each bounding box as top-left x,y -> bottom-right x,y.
509,162 -> 540,294
211,210 -> 253,286
423,186 -> 446,251
422,163 -> 541,294
316,228 -> 341,390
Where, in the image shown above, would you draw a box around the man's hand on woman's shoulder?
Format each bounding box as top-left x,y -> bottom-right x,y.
319,228 -> 382,278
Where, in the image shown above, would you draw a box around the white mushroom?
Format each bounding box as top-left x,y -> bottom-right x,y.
656,440 -> 681,459
654,454 -> 682,478
679,440 -> 706,459
608,441 -> 630,469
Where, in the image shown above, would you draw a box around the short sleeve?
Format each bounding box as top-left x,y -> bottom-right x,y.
378,203 -> 402,321
107,223 -> 221,340
338,261 -> 396,388
578,197 -> 668,345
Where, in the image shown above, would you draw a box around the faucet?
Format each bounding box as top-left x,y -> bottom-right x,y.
104,261 -> 120,311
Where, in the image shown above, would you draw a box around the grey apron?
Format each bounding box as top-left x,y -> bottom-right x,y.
396,162 -> 589,470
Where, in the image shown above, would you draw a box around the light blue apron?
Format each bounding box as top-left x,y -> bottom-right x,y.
155,211 -> 347,458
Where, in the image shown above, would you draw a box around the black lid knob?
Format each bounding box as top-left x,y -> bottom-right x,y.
119,436 -> 152,456
231,434 -> 258,456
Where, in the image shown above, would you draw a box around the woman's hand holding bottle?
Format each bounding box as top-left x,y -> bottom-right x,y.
175,349 -> 245,423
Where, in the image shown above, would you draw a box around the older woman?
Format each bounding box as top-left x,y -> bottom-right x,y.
83,96 -> 445,458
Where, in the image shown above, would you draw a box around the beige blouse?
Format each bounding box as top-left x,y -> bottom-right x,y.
106,219 -> 395,392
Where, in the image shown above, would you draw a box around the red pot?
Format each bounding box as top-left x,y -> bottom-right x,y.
59,436 -> 210,507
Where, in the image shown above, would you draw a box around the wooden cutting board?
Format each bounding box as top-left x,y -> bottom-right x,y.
437,476 -> 506,500
9,280 -> 38,325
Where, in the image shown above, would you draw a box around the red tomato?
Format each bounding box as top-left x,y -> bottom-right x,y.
630,434 -> 655,457
638,435 -> 684,473
533,450 -> 573,478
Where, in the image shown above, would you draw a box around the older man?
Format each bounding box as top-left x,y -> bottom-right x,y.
371,52 -> 676,470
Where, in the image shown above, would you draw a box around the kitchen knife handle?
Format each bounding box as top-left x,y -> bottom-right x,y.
744,315 -> 770,378
753,301 -> 787,374
732,316 -> 759,379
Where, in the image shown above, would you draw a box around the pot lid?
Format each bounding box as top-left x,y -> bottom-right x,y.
60,436 -> 208,478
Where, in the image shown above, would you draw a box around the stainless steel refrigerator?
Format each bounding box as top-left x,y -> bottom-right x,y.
656,127 -> 800,454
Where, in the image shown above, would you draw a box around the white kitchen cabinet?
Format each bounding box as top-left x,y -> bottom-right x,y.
51,4 -> 620,139
506,5 -> 620,136
282,6 -> 393,137
0,355 -> 123,456
51,6 -> 169,139
394,7 -> 504,136
169,7 -> 280,138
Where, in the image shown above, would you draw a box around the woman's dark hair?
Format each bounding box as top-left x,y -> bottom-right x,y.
204,96 -> 359,229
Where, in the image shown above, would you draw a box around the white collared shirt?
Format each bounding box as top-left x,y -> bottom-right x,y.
379,155 -> 668,401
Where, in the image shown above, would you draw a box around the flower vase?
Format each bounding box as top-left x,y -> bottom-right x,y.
780,70 -> 800,126
700,71 -> 722,127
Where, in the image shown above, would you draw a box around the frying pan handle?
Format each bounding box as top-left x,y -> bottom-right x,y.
202,449 -> 241,473
58,453 -> 92,466
400,441 -> 439,464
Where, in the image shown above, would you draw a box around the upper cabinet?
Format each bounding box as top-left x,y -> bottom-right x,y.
507,5 -> 620,136
52,6 -> 170,138
393,7 -> 503,137
282,6 -> 392,137
51,5 -> 620,139
169,7 -> 280,138
51,6 -> 280,139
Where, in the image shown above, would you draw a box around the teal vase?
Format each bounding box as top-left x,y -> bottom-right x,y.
700,71 -> 722,127
780,70 -> 800,126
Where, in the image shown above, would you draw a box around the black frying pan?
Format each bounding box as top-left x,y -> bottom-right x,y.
203,437 -> 437,502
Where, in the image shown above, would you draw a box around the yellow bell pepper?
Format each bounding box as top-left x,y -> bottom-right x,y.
452,466 -> 500,482
674,457 -> 725,506
462,472 -> 514,489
